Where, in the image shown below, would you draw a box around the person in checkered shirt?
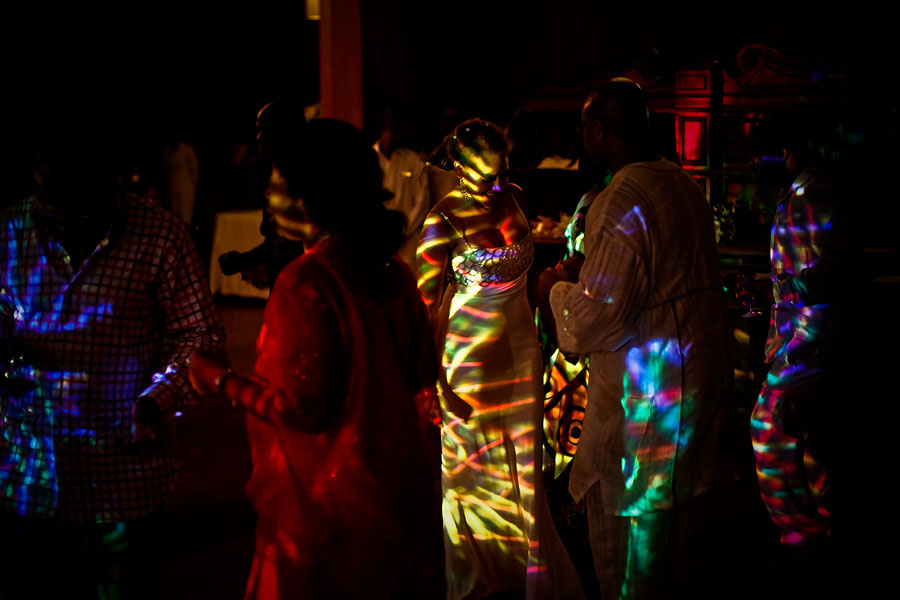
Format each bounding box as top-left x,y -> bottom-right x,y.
1,117 -> 224,598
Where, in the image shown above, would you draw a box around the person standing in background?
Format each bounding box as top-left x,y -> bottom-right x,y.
374,105 -> 432,271
742,117 -> 852,554
163,122 -> 200,225
1,108 -> 223,599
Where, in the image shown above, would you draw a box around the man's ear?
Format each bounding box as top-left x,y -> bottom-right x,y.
585,119 -> 604,143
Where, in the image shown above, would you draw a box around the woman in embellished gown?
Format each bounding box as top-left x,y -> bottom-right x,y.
417,119 -> 583,600
190,119 -> 443,599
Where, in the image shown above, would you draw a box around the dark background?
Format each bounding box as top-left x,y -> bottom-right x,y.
3,3 -> 894,327
3,1 -> 887,187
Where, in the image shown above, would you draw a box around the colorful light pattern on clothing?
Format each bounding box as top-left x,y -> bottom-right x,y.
540,190 -> 596,478
436,230 -> 547,599
230,237 -> 442,598
420,199 -> 583,597
752,363 -> 829,547
751,168 -> 841,547
550,158 -> 733,597
420,118 -> 583,597
618,339 -> 684,514
1,196 -> 223,522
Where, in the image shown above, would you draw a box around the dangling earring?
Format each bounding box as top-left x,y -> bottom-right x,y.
458,177 -> 472,202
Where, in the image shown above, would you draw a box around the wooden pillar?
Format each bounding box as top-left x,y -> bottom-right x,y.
319,0 -> 364,129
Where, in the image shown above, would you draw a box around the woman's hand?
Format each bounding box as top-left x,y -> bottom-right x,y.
436,380 -> 473,422
415,386 -> 443,427
735,272 -> 773,310
189,350 -> 231,396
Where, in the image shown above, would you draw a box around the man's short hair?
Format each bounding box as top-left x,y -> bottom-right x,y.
584,78 -> 650,140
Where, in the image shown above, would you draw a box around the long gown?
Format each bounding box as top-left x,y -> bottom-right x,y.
436,213 -> 583,600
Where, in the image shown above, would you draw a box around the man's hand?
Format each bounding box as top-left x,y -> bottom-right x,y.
537,260 -> 579,346
538,255 -> 582,308
559,254 -> 585,282
241,264 -> 270,290
131,396 -> 163,452
538,266 -> 567,307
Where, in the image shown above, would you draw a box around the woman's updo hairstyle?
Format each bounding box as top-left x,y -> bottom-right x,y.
428,119 -> 509,171
271,118 -> 404,260
438,118 -> 509,171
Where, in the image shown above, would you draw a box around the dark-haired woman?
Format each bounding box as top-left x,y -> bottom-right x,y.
191,119 -> 442,599
417,119 -> 583,599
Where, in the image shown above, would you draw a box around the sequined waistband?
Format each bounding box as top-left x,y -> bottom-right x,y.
448,273 -> 526,297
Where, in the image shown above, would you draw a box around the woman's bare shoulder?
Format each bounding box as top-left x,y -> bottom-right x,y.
430,190 -> 466,216
421,193 -> 464,244
426,192 -> 473,231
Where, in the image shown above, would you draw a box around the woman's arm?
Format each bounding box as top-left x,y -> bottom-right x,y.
416,210 -> 454,323
190,272 -> 347,432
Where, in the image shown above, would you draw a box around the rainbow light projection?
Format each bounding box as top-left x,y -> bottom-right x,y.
418,170 -> 549,596
424,233 -> 542,597
751,363 -> 829,547
1,281 -> 113,517
550,181 -> 721,596
1,197 -> 217,524
617,338 -> 685,515
750,171 -> 835,547
1,251 -> 112,510
1,284 -> 104,515
539,192 -> 595,479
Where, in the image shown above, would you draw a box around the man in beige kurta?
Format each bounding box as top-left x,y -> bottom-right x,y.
545,80 -> 733,599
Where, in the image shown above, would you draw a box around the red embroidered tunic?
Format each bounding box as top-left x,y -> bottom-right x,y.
225,237 -> 442,598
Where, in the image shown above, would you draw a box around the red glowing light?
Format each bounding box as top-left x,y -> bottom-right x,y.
683,120 -> 703,162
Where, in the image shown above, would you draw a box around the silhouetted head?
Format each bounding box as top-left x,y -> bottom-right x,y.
256,100 -> 308,161
267,118 -> 402,257
749,112 -> 847,182
582,78 -> 652,172
31,109 -> 121,236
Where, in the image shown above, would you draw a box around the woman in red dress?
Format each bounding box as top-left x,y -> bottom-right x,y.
191,119 -> 443,599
